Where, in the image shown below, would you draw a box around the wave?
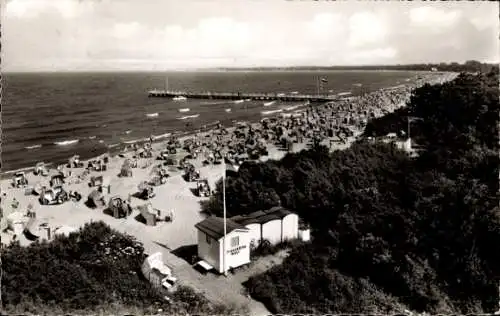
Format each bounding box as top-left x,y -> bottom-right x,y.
261,109 -> 283,115
25,144 -> 42,150
153,132 -> 171,140
284,103 -> 307,111
202,101 -> 230,106
290,91 -> 299,94
125,130 -> 132,134
263,101 -> 276,107
88,136 -> 97,139
54,139 -> 79,146
337,92 -> 352,96
177,114 -> 200,120
225,108 -> 232,112
178,108 -> 190,113
353,83 -> 363,87
233,100 -> 245,104
99,140 -> 105,143
146,112 -> 159,118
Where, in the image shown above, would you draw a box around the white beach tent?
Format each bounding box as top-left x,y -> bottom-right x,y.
7,211 -> 28,235
54,225 -> 78,237
141,252 -> 172,282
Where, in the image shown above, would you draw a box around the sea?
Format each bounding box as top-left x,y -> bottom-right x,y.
2,70 -> 420,172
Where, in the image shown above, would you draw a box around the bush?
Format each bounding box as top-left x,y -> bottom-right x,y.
1,221 -> 245,315
206,71 -> 500,314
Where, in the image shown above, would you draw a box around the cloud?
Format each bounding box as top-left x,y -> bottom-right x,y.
409,6 -> 462,29
348,12 -> 388,48
2,0 -> 498,71
4,0 -> 94,19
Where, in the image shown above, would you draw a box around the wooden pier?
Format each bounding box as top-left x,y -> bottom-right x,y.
147,90 -> 338,102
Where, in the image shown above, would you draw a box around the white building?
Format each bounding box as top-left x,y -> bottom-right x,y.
230,207 -> 299,246
195,216 -> 251,274
261,214 -> 282,245
230,212 -> 263,250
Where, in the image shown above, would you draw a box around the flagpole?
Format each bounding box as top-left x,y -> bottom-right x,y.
222,162 -> 227,276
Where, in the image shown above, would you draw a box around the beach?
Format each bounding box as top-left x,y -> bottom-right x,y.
2,70 -> 441,172
0,71 -> 457,312
0,71 -> 457,244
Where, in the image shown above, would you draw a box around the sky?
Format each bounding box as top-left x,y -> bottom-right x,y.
1,0 -> 499,71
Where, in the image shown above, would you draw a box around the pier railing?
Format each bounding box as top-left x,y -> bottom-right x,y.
147,89 -> 339,102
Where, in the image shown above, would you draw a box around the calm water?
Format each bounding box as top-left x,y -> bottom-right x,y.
2,70 -> 419,171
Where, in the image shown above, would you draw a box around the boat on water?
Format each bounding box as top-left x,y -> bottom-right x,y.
173,96 -> 187,101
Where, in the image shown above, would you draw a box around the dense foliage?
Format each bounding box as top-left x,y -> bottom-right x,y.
1,221 -> 245,315
205,70 -> 500,314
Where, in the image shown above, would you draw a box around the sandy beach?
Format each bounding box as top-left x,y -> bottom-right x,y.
0,73 -> 457,316
0,71 -> 457,250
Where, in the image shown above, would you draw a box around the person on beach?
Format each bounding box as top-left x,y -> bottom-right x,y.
12,198 -> 19,210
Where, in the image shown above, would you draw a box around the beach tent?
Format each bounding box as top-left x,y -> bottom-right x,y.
108,196 -> 132,219
138,203 -> 172,226
120,163 -> 133,177
141,252 -> 173,289
101,176 -> 111,194
68,155 -> 83,168
34,162 -> 48,176
33,182 -> 44,196
139,203 -> 159,226
54,225 -> 78,237
90,175 -> 103,187
87,189 -> 105,208
7,211 -> 28,235
24,217 -> 51,241
50,172 -> 65,187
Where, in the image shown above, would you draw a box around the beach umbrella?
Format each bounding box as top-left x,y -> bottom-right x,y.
138,181 -> 149,191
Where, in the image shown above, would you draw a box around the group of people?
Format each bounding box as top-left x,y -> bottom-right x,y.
128,73 -> 457,171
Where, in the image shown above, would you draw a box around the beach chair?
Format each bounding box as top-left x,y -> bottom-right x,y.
39,186 -> 69,205
12,172 -> 28,188
108,196 -> 132,219
89,175 -> 103,187
34,162 -> 48,176
137,182 -> 155,200
120,165 -> 133,177
86,189 -> 106,208
196,179 -> 211,197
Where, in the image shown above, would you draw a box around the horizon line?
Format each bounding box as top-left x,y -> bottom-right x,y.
3,62 -> 498,74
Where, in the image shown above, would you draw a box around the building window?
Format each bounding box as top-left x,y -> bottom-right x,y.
206,234 -> 211,245
231,236 -> 239,248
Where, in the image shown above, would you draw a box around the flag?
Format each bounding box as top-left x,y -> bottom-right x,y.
223,160 -> 239,179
